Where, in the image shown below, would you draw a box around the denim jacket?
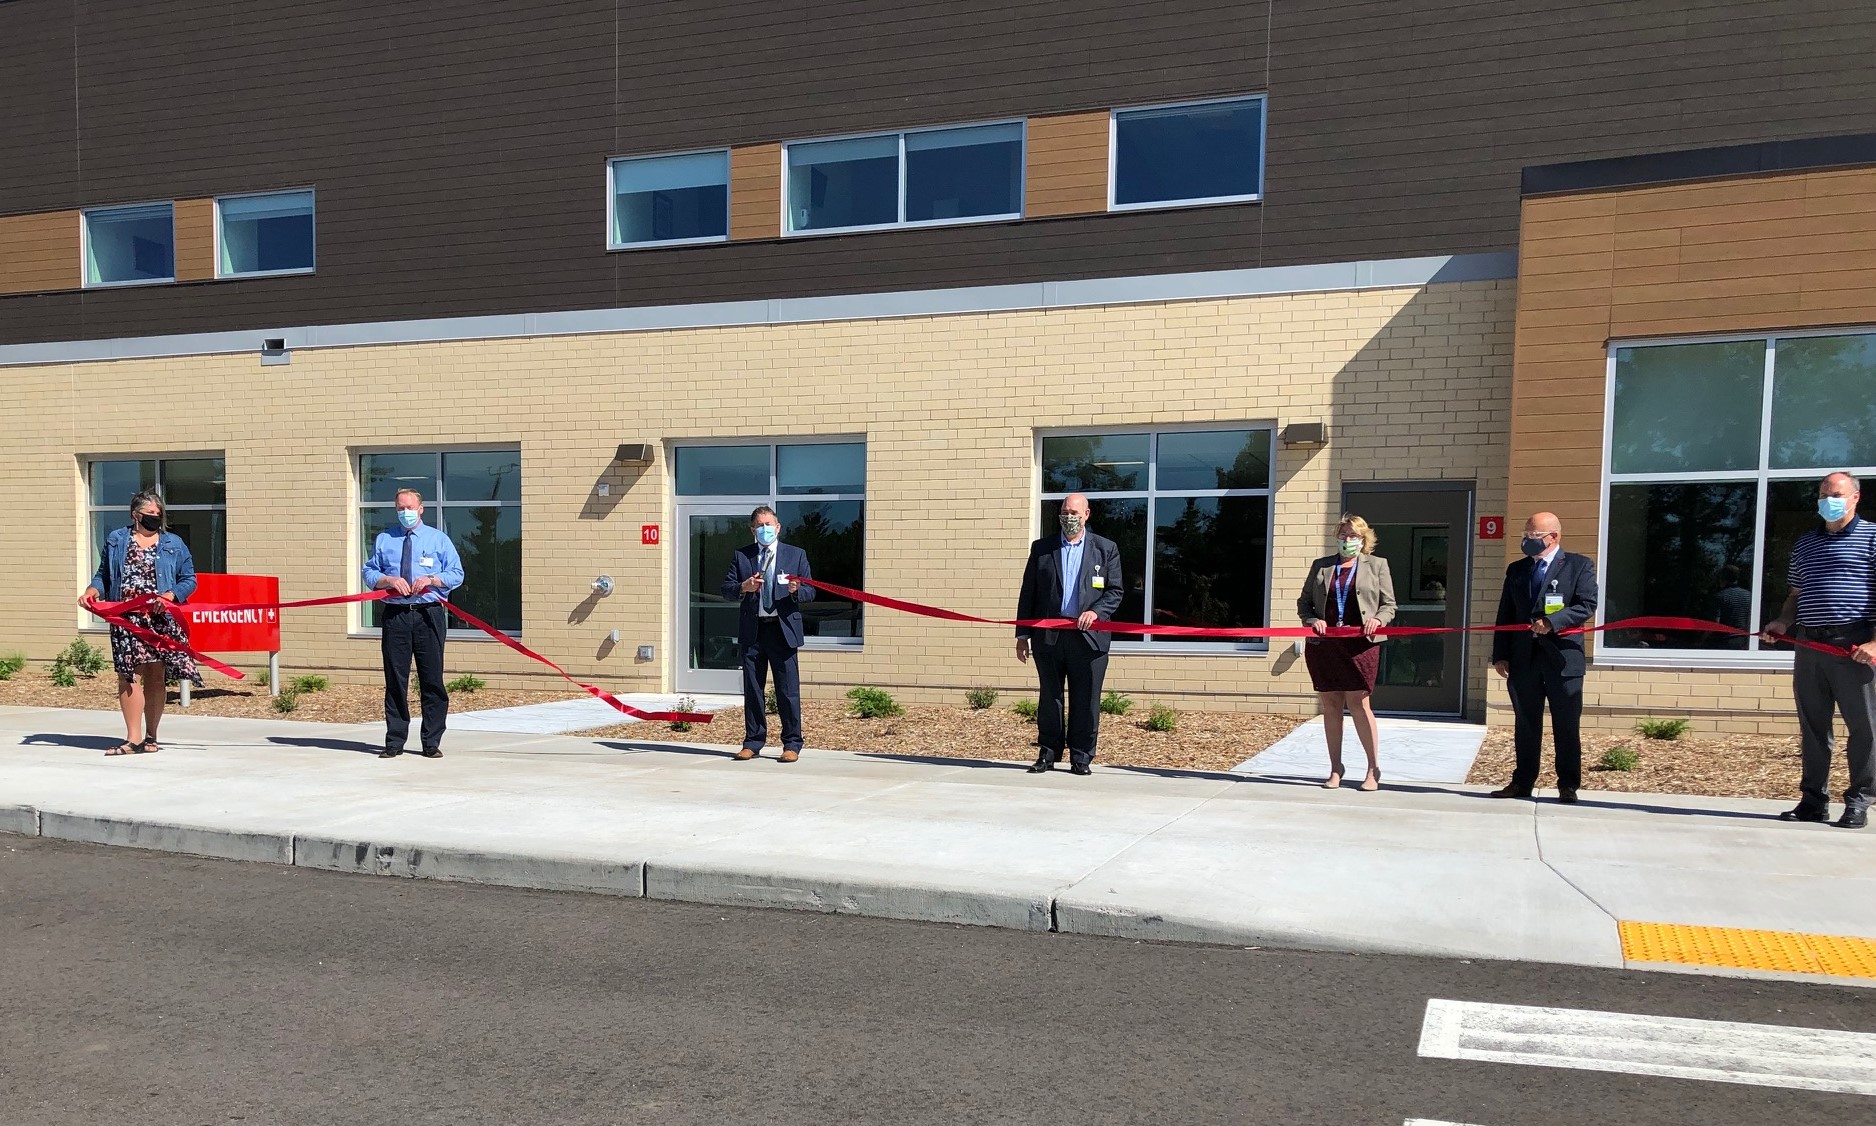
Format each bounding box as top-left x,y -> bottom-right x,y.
90,526 -> 199,603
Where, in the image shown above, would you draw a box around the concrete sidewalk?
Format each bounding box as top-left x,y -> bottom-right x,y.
3,704 -> 1872,983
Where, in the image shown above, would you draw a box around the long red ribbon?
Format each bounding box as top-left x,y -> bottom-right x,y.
83,591 -> 713,724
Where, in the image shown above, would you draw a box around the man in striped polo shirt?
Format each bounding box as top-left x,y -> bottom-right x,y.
1762,471 -> 1876,829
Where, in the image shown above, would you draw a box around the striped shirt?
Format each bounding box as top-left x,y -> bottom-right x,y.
1788,516 -> 1876,627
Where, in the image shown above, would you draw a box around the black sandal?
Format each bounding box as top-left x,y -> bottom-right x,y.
137,739 -> 160,754
106,740 -> 143,757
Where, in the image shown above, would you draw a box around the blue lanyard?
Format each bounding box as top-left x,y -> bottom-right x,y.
1332,559 -> 1357,622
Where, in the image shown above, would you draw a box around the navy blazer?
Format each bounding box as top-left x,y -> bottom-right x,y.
89,526 -> 198,603
719,541 -> 815,649
1491,550 -> 1599,677
1015,532 -> 1125,653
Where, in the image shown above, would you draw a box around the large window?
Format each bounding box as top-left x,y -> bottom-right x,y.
1039,428 -> 1274,649
1601,331 -> 1876,659
86,458 -> 226,621
357,450 -> 522,634
785,122 -> 1023,234
216,190 -> 315,277
608,150 -> 730,249
674,441 -> 866,643
83,202 -> 175,286
1111,95 -> 1265,210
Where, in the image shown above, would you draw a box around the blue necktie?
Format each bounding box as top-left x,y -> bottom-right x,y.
760,548 -> 774,614
1531,558 -> 1548,604
400,533 -> 414,584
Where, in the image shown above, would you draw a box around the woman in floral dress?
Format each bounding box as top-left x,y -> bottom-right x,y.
79,489 -> 201,756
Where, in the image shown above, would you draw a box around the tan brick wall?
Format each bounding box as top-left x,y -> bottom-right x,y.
4,279 -> 1515,720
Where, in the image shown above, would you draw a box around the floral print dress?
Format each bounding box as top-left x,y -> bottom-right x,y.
109,534 -> 204,687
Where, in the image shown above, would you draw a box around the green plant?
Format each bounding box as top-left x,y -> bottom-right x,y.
765,687 -> 778,715
271,690 -> 299,714
1012,699 -> 1039,722
846,686 -> 902,719
56,638 -> 106,678
1100,690 -> 1134,716
1144,704 -> 1178,733
1599,746 -> 1642,772
0,652 -> 26,680
446,674 -> 486,694
49,663 -> 78,688
289,674 -> 329,694
1634,717 -> 1689,741
254,668 -> 270,688
669,696 -> 698,733
966,686 -> 999,710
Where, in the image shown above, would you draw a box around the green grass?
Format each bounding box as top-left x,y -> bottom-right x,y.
966,686 -> 999,710
1633,717 -> 1689,741
1144,704 -> 1178,733
1598,746 -> 1642,772
445,674 -> 486,694
1011,699 -> 1038,722
0,652 -> 26,680
1100,690 -> 1133,716
846,686 -> 902,719
289,674 -> 329,694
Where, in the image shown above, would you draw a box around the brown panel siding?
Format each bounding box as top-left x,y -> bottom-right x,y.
0,212 -> 81,295
729,144 -> 782,241
1025,111 -> 1110,218
174,199 -> 216,282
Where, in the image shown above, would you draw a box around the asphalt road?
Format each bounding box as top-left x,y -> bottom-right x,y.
2,837 -> 1870,1126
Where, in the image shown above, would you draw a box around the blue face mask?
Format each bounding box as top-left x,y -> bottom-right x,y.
754,524 -> 778,547
397,509 -> 421,530
1819,496 -> 1850,522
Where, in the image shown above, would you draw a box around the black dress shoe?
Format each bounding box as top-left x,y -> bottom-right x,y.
1026,759 -> 1057,774
420,748 -> 443,759
1836,807 -> 1869,829
378,748 -> 404,759
1556,789 -> 1579,804
1489,784 -> 1532,799
1778,805 -> 1829,823
1069,763 -> 1092,776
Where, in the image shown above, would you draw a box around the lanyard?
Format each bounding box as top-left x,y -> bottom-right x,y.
1332,559 -> 1357,622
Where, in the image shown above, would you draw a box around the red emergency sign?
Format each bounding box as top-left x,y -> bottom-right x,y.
182,574 -> 282,653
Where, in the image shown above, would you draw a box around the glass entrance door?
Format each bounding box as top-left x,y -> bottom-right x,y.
676,505 -> 751,695
1343,483 -> 1473,717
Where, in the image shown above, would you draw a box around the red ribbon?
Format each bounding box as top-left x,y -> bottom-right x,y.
83,591 -> 713,724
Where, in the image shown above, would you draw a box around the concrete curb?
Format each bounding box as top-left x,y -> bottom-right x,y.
295,835 -> 644,897
645,860 -> 1056,931
36,810 -> 292,864
0,805 -> 38,836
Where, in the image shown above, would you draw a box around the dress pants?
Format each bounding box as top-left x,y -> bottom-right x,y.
382,602 -> 449,751
1507,659 -> 1583,791
742,618 -> 803,752
1792,635 -> 1876,812
1033,636 -> 1108,767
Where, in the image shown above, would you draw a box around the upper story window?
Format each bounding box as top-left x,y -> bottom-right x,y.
216,190 -> 315,277
83,202 -> 175,287
1110,95 -> 1265,210
609,150 -> 730,249
785,121 -> 1023,235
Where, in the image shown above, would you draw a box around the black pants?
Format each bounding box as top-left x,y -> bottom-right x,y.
1507,661 -> 1583,791
1792,627 -> 1876,811
382,603 -> 449,751
742,619 -> 803,752
1033,637 -> 1109,767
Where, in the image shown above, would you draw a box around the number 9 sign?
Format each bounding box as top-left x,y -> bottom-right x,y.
1478,516 -> 1504,540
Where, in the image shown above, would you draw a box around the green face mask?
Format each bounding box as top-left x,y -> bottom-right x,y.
1338,538 -> 1362,558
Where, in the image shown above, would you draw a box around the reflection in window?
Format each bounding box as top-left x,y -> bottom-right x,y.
357,450 -> 522,632
1039,434 -> 1149,493
786,122 -> 1024,234
84,202 -> 175,286
1609,341 -> 1764,474
1112,96 -> 1264,208
86,458 -> 228,627
1770,335 -> 1876,469
675,445 -> 769,495
217,190 -> 315,276
609,151 -> 729,247
778,442 -> 866,495
1602,483 -> 1757,649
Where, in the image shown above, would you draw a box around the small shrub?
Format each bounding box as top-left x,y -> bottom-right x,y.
446,674 -> 486,694
1012,698 -> 1039,722
254,668 -> 270,688
289,674 -> 329,694
765,687 -> 778,715
669,695 -> 698,733
271,690 -> 299,714
0,652 -> 26,680
57,638 -> 106,678
1100,690 -> 1134,716
1634,717 -> 1689,741
966,686 -> 999,710
49,662 -> 78,688
1144,704 -> 1178,733
846,686 -> 902,719
1599,746 -> 1642,772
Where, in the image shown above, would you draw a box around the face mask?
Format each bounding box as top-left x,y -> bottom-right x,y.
1520,536 -> 1548,557
1338,538 -> 1362,558
136,513 -> 162,533
397,509 -> 421,529
1819,496 -> 1850,522
1059,512 -> 1085,538
754,524 -> 778,547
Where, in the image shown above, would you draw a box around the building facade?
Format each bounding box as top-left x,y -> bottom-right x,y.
4,1 -> 1874,730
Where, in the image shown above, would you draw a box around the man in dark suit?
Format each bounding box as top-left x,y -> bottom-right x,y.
1490,511 -> 1599,802
719,505 -> 815,762
1015,492 -> 1125,776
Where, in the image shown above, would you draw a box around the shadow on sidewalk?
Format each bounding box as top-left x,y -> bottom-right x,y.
20,733 -> 122,751
266,736 -> 383,756
595,740 -> 744,759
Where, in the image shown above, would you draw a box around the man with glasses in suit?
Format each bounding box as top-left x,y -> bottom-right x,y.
1490,511 -> 1598,803
1015,493 -> 1125,776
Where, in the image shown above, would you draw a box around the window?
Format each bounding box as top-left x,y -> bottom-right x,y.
1039,428 -> 1274,649
83,202 -> 175,286
85,458 -> 226,623
217,190 -> 315,277
675,441 -> 866,643
357,450 -> 522,634
1111,95 -> 1265,210
608,151 -> 729,249
1600,331 -> 1876,660
785,122 -> 1023,234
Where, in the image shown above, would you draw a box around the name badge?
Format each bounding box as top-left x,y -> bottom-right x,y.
1091,576 -> 1106,590
420,556 -> 436,568
1543,594 -> 1565,615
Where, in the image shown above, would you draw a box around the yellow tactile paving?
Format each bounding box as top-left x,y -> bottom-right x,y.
1620,920 -> 1876,980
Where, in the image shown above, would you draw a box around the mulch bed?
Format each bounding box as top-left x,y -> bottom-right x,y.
1466,728 -> 1838,802
0,672 -> 582,725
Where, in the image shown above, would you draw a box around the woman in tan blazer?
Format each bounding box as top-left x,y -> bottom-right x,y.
1297,514 -> 1398,790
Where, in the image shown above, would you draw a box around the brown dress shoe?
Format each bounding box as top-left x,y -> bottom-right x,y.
1490,784 -> 1533,799
733,748 -> 759,761
778,750 -> 800,763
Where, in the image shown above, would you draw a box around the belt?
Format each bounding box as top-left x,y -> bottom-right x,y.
1803,620 -> 1873,639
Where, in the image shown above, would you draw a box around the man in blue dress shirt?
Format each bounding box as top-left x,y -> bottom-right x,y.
363,488 -> 464,759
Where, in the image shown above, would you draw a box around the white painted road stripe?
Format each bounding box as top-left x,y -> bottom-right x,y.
1405,1120 -> 1486,1125
1419,999 -> 1876,1097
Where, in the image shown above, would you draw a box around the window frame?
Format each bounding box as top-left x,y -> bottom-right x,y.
80,453 -> 228,630
213,188 -> 317,280
1106,93 -> 1268,213
605,148 -> 732,251
780,119 -> 1027,238
1594,324 -> 1876,669
1036,422 -> 1278,655
351,445 -> 524,639
671,435 -> 868,650
80,200 -> 178,289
